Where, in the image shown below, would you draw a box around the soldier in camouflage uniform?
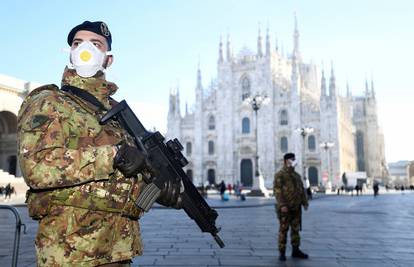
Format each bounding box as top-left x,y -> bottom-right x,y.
17,21 -> 181,267
273,153 -> 309,261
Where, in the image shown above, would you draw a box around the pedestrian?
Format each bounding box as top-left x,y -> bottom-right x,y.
227,183 -> 233,195
373,183 -> 379,197
355,185 -> 359,196
219,180 -> 226,200
273,153 -> 309,261
4,183 -> 12,199
17,21 -> 182,267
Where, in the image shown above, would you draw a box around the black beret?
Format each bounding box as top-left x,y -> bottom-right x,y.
67,21 -> 112,50
283,153 -> 295,161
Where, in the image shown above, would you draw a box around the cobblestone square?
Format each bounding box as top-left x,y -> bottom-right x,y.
0,193 -> 413,266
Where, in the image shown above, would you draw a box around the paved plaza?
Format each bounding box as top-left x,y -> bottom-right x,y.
0,192 -> 413,266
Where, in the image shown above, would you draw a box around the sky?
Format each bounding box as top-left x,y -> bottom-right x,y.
0,0 -> 413,162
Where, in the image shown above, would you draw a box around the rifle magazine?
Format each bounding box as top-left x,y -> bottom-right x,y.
135,183 -> 161,212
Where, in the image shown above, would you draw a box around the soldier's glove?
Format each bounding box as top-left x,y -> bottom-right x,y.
113,143 -> 147,178
156,180 -> 183,209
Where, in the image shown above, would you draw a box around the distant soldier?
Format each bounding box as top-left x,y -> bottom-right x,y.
273,153 -> 309,261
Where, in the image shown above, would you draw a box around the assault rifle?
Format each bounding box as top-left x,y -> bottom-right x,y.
100,100 -> 225,248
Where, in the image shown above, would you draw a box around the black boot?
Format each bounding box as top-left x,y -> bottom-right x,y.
279,250 -> 286,261
292,246 -> 309,259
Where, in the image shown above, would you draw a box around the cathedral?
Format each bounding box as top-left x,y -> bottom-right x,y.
166,18 -> 387,189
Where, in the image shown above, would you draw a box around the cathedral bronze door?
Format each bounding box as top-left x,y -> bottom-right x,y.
308,166 -> 318,186
240,159 -> 253,187
207,169 -> 216,185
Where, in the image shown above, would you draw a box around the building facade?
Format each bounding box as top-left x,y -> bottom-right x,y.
167,19 -> 387,188
388,161 -> 411,186
0,74 -> 40,177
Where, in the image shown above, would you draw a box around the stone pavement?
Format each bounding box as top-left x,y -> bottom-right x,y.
0,192 -> 413,266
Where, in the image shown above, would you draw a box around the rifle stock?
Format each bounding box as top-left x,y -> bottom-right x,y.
100,100 -> 225,248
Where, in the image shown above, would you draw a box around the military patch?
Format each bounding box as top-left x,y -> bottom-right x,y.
30,115 -> 49,129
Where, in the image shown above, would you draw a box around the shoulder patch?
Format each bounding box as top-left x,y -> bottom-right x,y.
30,115 -> 49,129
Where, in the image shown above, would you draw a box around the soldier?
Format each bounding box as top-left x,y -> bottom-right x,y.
273,153 -> 309,261
17,21 -> 181,267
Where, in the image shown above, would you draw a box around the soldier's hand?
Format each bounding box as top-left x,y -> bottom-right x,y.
156,180 -> 183,209
303,204 -> 309,211
113,143 -> 147,178
281,206 -> 288,213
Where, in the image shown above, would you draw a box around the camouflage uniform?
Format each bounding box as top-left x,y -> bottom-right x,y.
18,68 -> 146,266
273,166 -> 308,252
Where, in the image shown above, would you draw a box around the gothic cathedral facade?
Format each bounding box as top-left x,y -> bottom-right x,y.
166,18 -> 387,188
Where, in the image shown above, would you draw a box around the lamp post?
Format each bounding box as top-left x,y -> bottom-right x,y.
243,93 -> 270,196
320,141 -> 334,189
297,127 -> 314,181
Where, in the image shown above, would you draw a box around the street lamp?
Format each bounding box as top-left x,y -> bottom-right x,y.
320,141 -> 334,188
296,127 -> 314,181
243,93 -> 270,196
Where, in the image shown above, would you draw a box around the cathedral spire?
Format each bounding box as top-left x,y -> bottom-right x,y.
197,62 -> 202,89
174,83 -> 181,117
329,61 -> 336,97
346,81 -> 352,98
371,78 -> 375,99
218,36 -> 224,63
293,13 -> 300,60
226,34 -> 232,62
365,78 -> 370,97
266,27 -> 271,57
257,24 -> 263,57
275,35 -> 279,52
321,69 -> 327,97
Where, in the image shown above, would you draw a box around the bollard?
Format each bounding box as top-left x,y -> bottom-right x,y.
0,205 -> 26,267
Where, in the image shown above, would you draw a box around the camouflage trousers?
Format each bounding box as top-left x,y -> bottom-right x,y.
276,205 -> 301,251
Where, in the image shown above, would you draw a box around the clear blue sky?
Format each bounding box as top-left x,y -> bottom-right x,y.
1,0 -> 413,162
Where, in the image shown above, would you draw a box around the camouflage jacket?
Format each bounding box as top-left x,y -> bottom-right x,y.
17,68 -> 145,266
273,166 -> 308,210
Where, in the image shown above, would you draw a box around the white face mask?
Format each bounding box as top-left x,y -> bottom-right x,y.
289,159 -> 298,168
69,41 -> 111,78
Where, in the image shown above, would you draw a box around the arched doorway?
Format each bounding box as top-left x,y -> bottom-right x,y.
0,111 -> 18,174
0,111 -> 17,135
240,159 -> 253,187
308,166 -> 318,186
207,169 -> 215,185
8,155 -> 17,176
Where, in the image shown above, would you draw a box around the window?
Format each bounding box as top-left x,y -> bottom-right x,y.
241,76 -> 251,100
208,141 -> 215,155
308,135 -> 316,151
356,131 -> 365,171
242,117 -> 250,134
208,115 -> 215,130
280,137 -> 288,152
186,142 -> 192,156
280,109 -> 288,125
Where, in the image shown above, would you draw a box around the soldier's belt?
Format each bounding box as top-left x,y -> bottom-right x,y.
51,185 -> 142,219
26,183 -> 143,220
